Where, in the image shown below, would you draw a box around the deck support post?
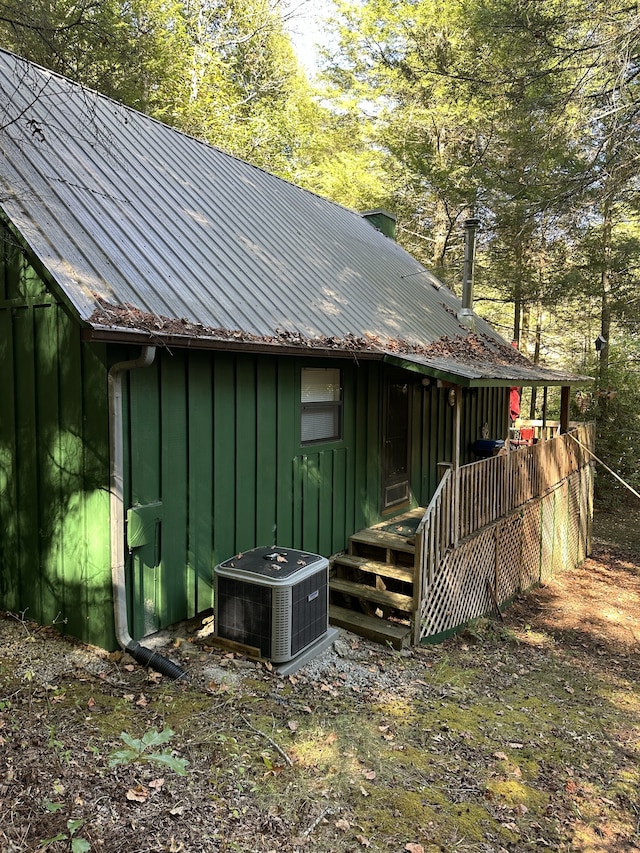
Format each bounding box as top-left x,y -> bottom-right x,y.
560,385 -> 571,434
453,385 -> 461,547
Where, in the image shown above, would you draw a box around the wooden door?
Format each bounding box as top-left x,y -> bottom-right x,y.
381,373 -> 411,510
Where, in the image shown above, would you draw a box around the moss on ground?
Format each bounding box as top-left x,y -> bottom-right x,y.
2,524 -> 640,853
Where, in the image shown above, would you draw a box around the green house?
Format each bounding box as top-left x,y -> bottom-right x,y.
0,50 -> 583,652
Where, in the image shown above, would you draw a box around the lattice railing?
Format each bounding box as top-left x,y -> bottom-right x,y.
414,425 -> 595,643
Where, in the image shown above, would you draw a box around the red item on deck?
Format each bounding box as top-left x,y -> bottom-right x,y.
510,386 -> 521,422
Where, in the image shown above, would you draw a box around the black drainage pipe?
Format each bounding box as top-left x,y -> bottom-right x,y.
126,641 -> 187,681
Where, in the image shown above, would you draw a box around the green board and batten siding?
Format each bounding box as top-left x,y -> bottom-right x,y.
123,350 -> 377,640
122,350 -> 507,643
0,235 -> 508,649
0,229 -> 112,647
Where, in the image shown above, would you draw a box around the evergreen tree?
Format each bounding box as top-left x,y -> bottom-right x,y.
0,0 -> 325,177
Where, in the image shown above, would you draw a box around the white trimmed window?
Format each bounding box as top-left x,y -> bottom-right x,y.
300,368 -> 342,444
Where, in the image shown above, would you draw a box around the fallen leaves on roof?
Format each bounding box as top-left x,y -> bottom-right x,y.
88,297 -> 532,369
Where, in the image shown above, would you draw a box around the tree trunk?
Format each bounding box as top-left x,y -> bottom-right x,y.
520,300 -> 530,353
529,306 -> 542,419
432,196 -> 451,285
598,198 -> 613,419
512,238 -> 525,344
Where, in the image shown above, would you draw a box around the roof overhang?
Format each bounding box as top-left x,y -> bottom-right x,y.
82,326 -> 593,388
81,324 -> 385,360
383,353 -> 593,388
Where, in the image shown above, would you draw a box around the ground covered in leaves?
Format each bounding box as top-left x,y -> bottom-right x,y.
1,509 -> 639,853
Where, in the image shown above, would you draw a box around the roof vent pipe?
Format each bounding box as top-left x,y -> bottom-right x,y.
458,217 -> 480,329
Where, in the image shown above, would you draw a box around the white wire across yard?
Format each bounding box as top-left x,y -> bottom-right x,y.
567,433 -> 640,501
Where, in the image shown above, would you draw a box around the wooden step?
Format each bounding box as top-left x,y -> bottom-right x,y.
349,528 -> 415,554
329,604 -> 411,650
333,554 -> 414,584
330,577 -> 414,613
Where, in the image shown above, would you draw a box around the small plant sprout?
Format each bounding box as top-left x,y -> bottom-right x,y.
40,818 -> 90,852
108,728 -> 189,776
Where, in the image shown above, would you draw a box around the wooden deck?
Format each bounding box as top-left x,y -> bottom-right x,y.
330,424 -> 595,648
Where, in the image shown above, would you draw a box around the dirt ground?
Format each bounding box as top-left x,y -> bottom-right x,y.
1,506 -> 639,853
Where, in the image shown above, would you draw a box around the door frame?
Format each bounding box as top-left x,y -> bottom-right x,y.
380,369 -> 412,511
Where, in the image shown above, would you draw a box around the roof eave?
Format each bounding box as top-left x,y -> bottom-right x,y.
82,325 -> 386,361
82,327 -> 594,386
383,354 -> 593,388
82,326 -> 593,388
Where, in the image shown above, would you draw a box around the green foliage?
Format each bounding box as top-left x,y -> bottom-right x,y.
321,0 -> 640,480
323,0 -> 640,305
292,106 -> 393,209
108,727 -> 189,775
40,818 -> 90,852
591,346 -> 640,505
0,0 -> 186,111
0,0 -> 329,180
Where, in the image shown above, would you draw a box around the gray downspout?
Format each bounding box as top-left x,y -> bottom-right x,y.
108,346 -> 186,680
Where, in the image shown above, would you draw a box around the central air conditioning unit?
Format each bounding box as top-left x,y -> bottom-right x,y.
214,546 -> 334,667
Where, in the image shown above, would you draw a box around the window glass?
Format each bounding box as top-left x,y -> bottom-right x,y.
301,368 -> 342,444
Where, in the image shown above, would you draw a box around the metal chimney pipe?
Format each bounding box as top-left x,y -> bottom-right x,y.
458,217 -> 480,329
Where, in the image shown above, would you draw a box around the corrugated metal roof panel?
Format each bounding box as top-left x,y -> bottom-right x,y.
384,353 -> 592,387
0,51 -> 588,386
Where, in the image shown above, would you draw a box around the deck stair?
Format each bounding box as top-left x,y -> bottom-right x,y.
329,508 -> 424,649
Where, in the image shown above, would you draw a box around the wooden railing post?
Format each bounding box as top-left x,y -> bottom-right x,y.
412,527 -> 424,646
454,466 -> 460,547
504,446 -> 511,517
453,386 -> 461,547
438,461 -> 453,482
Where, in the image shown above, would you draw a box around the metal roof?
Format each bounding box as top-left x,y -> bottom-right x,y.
383,353 -> 590,388
0,50 -> 588,386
